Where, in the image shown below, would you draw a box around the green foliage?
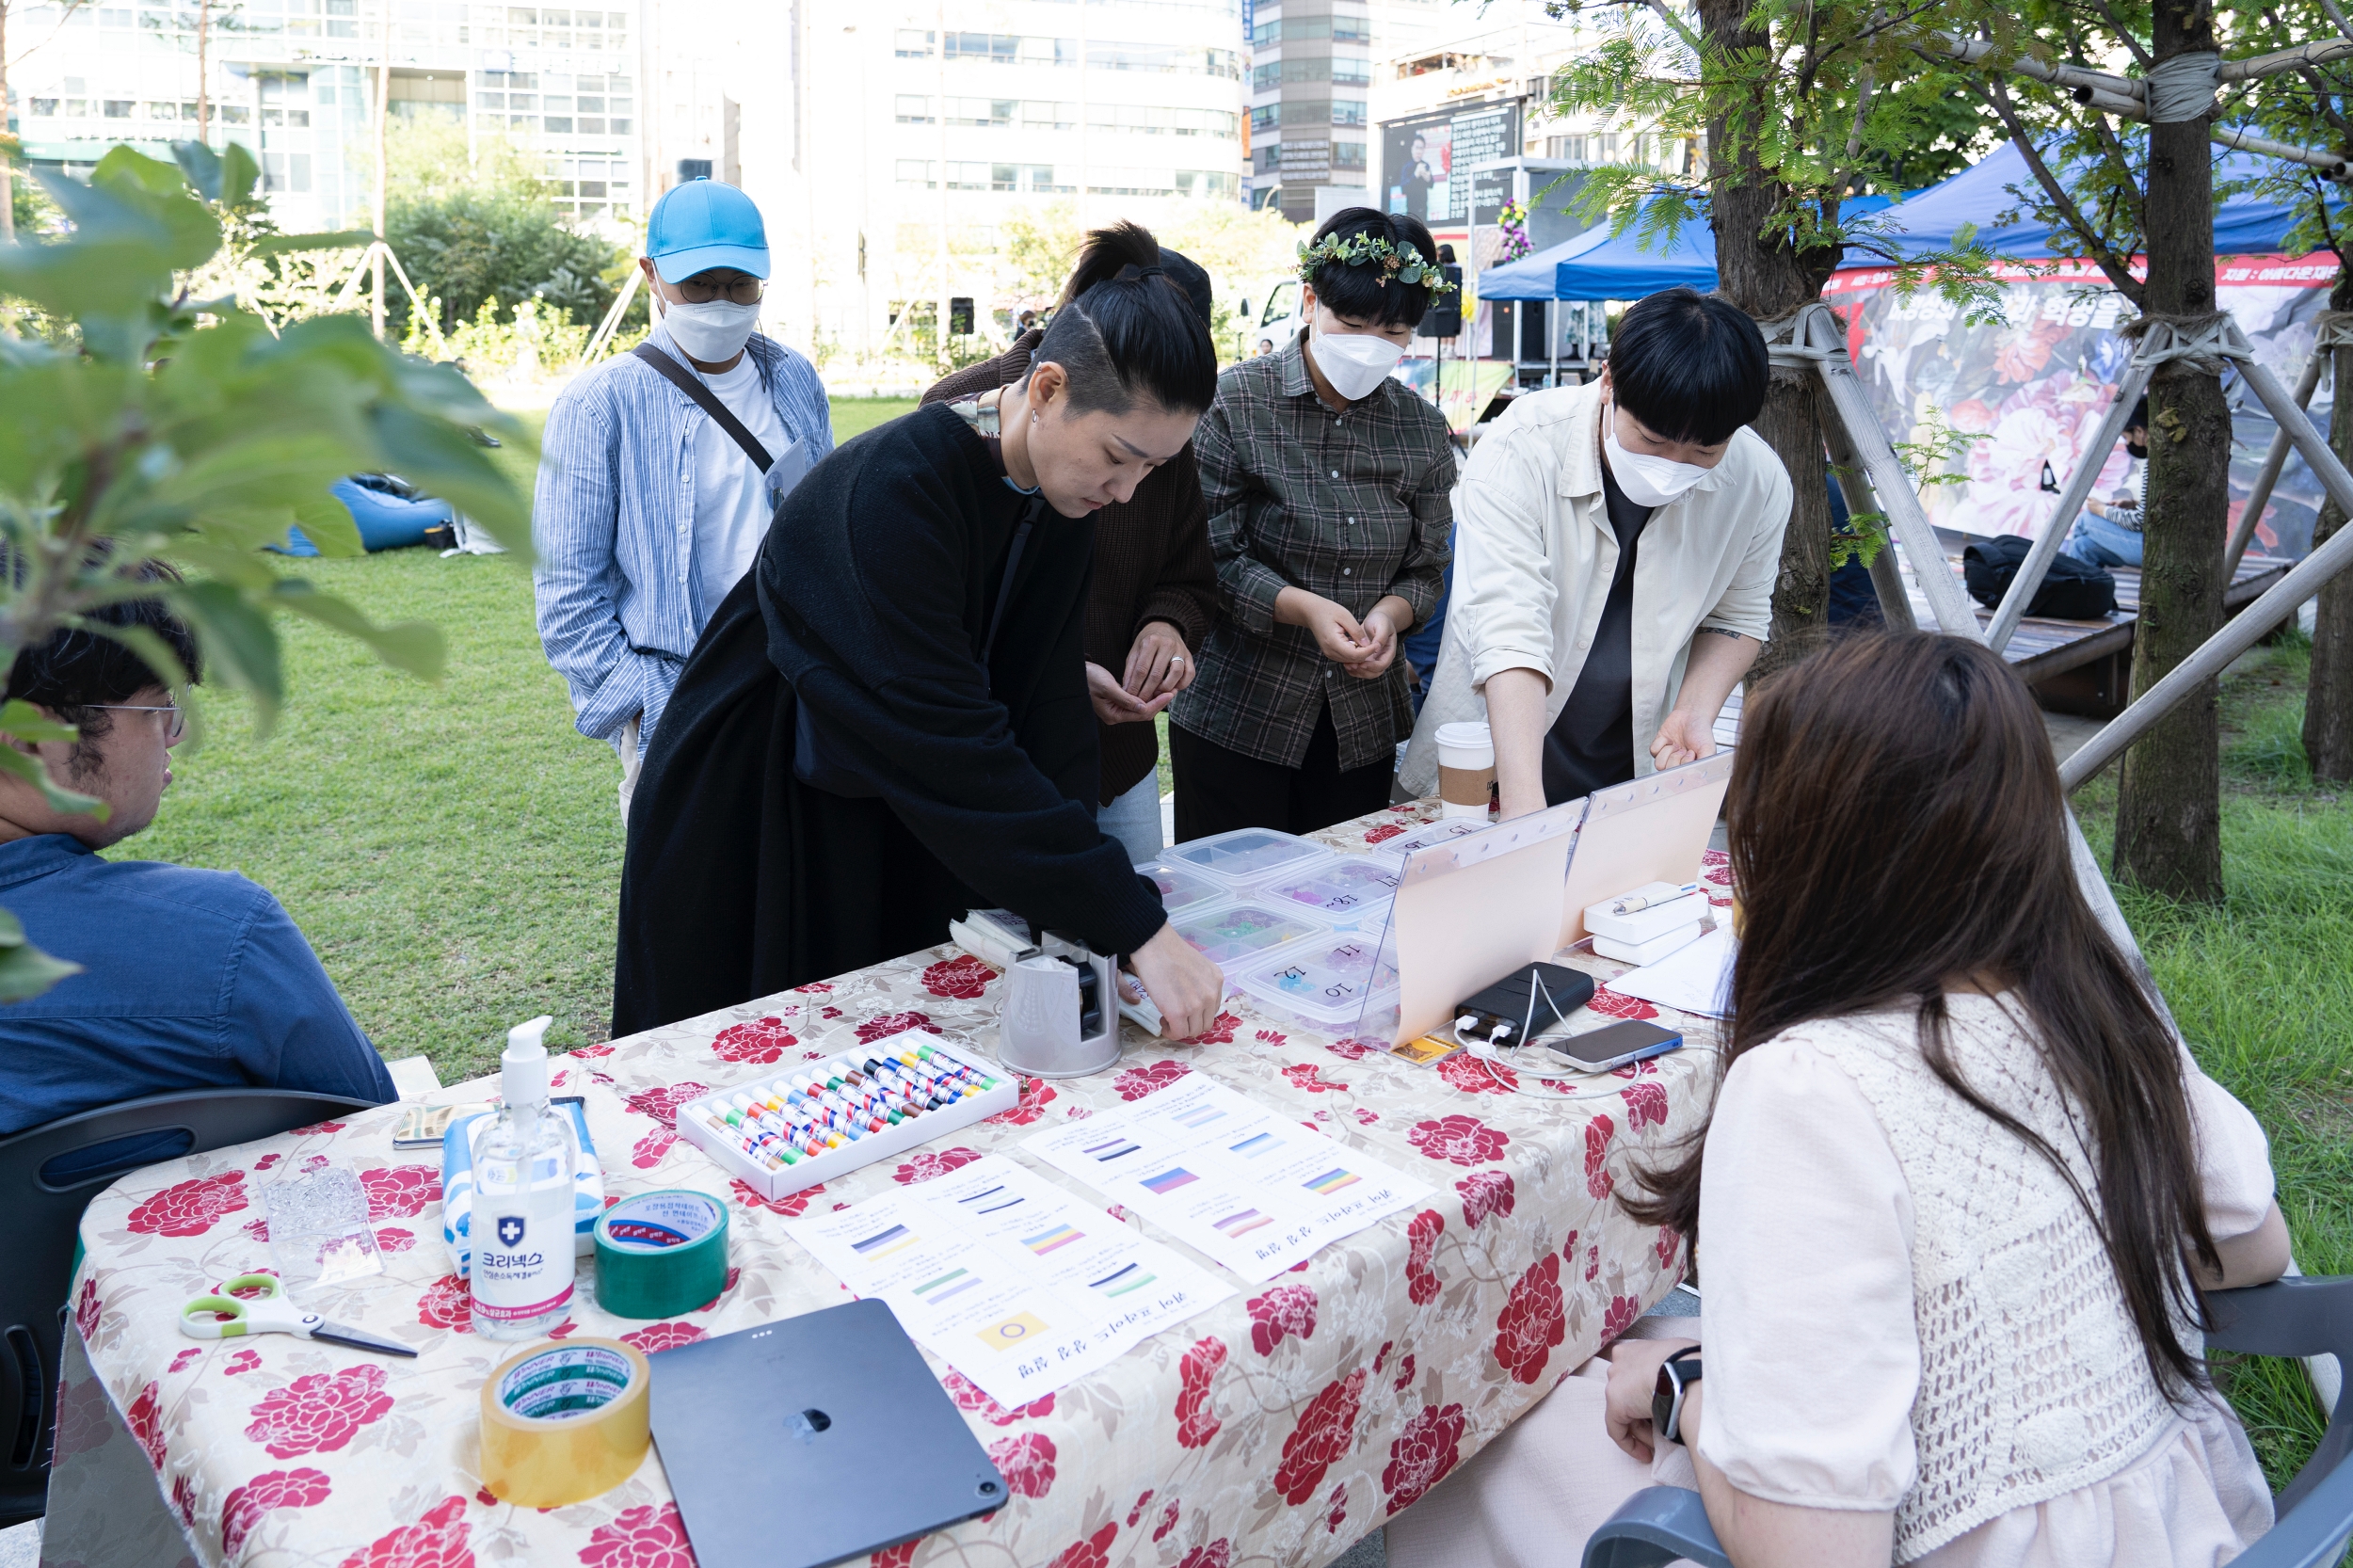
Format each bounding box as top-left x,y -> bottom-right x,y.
0,142 -> 535,994
1538,1 -> 2009,311
2211,0 -> 2353,270
381,118 -> 632,342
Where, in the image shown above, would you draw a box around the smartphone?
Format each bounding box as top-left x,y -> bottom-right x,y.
1545,1019 -> 1684,1073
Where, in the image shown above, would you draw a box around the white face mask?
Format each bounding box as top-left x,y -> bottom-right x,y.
1308,322 -> 1406,401
1602,399 -> 1714,508
658,295 -> 761,363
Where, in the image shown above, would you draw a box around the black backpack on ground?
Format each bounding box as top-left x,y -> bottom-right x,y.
1962,534 -> 2118,620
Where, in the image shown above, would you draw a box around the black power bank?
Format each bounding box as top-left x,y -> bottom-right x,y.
1454,963 -> 1598,1045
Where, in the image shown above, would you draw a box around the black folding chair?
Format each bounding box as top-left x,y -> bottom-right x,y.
0,1088 -> 376,1528
1581,1277 -> 2353,1568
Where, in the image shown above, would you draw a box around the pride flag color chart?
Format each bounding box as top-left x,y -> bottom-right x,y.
783,1155 -> 1232,1406
1022,1072 -> 1433,1282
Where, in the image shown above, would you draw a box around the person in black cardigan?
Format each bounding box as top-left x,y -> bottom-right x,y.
613,228 -> 1227,1041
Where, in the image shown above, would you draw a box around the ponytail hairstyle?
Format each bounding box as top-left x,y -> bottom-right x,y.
1303,207 -> 1442,328
1031,220 -> 1219,417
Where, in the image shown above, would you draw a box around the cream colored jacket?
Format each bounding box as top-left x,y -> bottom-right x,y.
1399,379 -> 1791,795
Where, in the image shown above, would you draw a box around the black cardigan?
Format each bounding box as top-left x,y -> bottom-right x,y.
612,403 -> 1167,1033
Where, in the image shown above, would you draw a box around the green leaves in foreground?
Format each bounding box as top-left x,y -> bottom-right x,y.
0,141 -> 533,996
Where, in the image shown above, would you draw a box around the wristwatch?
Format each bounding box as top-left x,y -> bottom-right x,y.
1651,1346 -> 1704,1446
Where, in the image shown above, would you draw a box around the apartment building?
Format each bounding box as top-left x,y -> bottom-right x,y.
8,0 -> 644,232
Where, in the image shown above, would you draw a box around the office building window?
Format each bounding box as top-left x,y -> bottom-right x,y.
1333,100 -> 1367,124
1088,103 -> 1237,137
103,99 -> 134,117
1331,57 -> 1370,85
30,97 -> 57,116
1333,139 -> 1366,168
1092,42 -> 1237,76
261,152 -> 312,192
945,97 -> 1016,127
1250,102 -> 1278,131
895,94 -> 933,123
894,29 -> 934,56
896,159 -> 936,187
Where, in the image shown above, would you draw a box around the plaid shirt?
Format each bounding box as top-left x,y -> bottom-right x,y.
1172,331 -> 1454,772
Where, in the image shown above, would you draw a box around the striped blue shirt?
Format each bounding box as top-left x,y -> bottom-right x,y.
532,323 -> 834,752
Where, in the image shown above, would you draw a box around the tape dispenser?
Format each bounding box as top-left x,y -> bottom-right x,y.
953,909 -> 1124,1078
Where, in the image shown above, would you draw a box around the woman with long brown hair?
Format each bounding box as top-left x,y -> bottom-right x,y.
1388,632 -> 2288,1567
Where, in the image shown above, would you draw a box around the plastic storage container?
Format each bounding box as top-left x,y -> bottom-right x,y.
1236,933 -> 1401,1032
1135,858 -> 1227,921
1168,899 -> 1332,965
1250,853 -> 1404,926
1162,827 -> 1328,889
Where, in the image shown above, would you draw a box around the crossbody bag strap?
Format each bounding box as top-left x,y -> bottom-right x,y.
632,342 -> 773,472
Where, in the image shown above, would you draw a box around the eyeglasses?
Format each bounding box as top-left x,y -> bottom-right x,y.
673,276 -> 765,306
85,702 -> 186,743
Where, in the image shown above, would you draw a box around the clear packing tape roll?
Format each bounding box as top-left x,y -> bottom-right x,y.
479,1337 -> 651,1507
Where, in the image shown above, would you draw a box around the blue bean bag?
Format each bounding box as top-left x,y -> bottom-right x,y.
277,476 -> 456,555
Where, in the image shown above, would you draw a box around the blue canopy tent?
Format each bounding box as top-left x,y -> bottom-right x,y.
1475,195 -> 1897,302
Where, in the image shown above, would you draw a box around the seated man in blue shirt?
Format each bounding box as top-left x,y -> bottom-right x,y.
0,580 -> 396,1142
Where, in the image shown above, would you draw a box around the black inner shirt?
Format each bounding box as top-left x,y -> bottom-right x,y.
1543,455 -> 1654,805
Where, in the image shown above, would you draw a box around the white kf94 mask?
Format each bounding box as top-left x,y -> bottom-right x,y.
1602,399 -> 1716,508
1309,326 -> 1406,401
658,296 -> 761,363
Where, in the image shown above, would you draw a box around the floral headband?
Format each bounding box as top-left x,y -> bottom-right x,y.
1295,232 -> 1458,296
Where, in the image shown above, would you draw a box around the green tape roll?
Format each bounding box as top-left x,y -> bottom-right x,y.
592,1190 -> 729,1320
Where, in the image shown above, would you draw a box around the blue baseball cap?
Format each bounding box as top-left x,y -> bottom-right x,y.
646,177 -> 769,283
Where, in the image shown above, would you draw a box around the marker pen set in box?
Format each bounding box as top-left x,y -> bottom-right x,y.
702,1045 -> 1003,1173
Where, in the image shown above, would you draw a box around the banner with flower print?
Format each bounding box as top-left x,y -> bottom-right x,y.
53,799 -> 1713,1568
1826,253 -> 2335,559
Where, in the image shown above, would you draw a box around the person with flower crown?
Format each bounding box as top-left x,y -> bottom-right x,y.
1167,208 -> 1456,839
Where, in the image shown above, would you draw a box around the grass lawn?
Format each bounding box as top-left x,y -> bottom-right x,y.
111,394 -> 2350,1489
2073,632 -> 2352,1493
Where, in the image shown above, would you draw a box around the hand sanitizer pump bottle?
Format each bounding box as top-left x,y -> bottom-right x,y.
470,1015 -> 577,1339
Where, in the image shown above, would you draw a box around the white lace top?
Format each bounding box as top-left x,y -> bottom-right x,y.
1694,993 -> 2277,1565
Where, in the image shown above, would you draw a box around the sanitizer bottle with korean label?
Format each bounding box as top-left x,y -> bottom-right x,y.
471,1016 -> 577,1339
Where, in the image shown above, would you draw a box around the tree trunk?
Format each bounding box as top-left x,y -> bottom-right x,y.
2305,271 -> 2353,779
2112,0 -> 2226,903
1697,0 -> 1834,689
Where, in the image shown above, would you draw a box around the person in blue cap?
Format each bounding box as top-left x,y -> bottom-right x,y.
534,176 -> 834,819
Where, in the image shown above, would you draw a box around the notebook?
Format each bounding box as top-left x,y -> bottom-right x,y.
648,1299 -> 1008,1568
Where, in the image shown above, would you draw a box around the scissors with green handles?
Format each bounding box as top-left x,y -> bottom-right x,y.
178,1274 -> 417,1358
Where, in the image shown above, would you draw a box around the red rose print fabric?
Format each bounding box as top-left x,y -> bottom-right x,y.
245,1364 -> 397,1458
1391,1353 -> 1416,1392
1584,1113 -> 1617,1199
1175,1336 -> 1226,1448
127,1171 -> 248,1237
1281,1063 -> 1347,1094
921,954 -> 998,1000
1049,1523 -> 1119,1568
1363,822 -> 1405,844
730,1178 -> 824,1217
1382,1403 -> 1465,1512
711,1016 -> 797,1064
1246,1286 -> 1319,1356
225,1348 -> 263,1376
337,1495 -> 472,1568
1601,1294 -> 1642,1340
1323,1036 -> 1378,1060
1435,1054 -> 1514,1096
1621,1080 -> 1670,1129
580,1502 -> 697,1568
360,1166 -> 440,1219
1407,1114 -> 1508,1166
618,1322 -> 705,1353
622,1081 -> 709,1170
1112,1059 -> 1190,1100
222,1466 -> 333,1555
1455,1170 -> 1515,1228
1405,1209 -> 1444,1304
1494,1254 -> 1566,1384
1324,1481 -> 1350,1534
891,1146 -> 984,1184
987,1432 -> 1056,1498
126,1381 -> 166,1469
941,1369 -> 1054,1426
416,1274 -> 472,1333
74,1277 -> 102,1340
1272,1368 -> 1365,1505
1176,1540 -> 1232,1568
1182,1011 -> 1241,1046
985,1074 -> 1058,1126
53,1377 -> 114,1462
375,1226 -> 416,1254
856,1011 -> 940,1043
868,1545 -> 918,1568
1586,984 -> 1659,1021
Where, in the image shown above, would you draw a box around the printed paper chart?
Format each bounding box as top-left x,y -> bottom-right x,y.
1023,1071 -> 1433,1282
784,1154 -> 1233,1407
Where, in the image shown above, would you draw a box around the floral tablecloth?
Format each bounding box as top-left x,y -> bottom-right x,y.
51,802 -> 1733,1568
